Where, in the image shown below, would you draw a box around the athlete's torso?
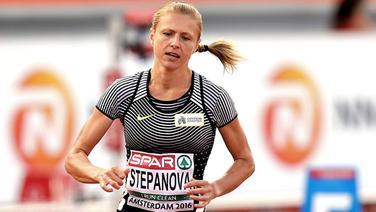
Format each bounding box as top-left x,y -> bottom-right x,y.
120,70 -> 215,211
96,69 -> 237,212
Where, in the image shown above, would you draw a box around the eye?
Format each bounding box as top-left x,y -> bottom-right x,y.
163,32 -> 171,36
182,36 -> 191,41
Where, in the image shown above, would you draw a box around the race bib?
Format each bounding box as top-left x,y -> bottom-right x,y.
126,150 -> 194,211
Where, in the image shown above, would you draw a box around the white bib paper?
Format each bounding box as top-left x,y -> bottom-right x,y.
126,150 -> 194,211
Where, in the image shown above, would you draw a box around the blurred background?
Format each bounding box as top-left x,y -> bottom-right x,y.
1,0 -> 376,211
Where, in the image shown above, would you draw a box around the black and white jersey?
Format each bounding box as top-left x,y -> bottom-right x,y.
96,69 -> 237,212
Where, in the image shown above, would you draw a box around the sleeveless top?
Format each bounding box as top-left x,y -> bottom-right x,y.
96,69 -> 237,212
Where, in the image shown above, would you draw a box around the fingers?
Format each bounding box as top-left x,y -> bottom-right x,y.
184,179 -> 209,189
111,166 -> 126,179
106,170 -> 124,187
99,175 -> 114,192
186,187 -> 210,196
190,191 -> 211,208
98,166 -> 130,192
190,194 -> 210,202
100,182 -> 113,192
184,179 -> 215,208
124,167 -> 130,176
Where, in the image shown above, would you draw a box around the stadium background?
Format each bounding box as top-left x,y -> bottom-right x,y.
1,0 -> 376,211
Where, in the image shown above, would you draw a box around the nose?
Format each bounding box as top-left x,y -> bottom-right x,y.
170,34 -> 180,49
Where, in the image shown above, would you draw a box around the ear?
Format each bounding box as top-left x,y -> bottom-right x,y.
149,29 -> 155,45
194,38 -> 201,54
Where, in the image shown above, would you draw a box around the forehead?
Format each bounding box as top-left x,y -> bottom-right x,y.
156,12 -> 200,36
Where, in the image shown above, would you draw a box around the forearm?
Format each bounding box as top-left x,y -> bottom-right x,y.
211,158 -> 255,198
65,109 -> 114,183
65,149 -> 104,184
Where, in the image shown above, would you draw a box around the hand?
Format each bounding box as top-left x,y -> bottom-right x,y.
97,166 -> 130,192
184,179 -> 217,208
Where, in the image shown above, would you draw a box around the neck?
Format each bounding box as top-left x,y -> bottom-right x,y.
150,65 -> 192,90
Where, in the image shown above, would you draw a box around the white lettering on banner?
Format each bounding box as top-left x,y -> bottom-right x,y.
126,151 -> 194,211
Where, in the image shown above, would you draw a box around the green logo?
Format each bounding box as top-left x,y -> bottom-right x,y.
177,155 -> 192,170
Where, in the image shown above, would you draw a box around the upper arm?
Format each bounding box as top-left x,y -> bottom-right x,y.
218,118 -> 253,162
70,108 -> 113,155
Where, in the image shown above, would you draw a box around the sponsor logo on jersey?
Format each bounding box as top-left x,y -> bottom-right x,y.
137,114 -> 153,121
177,155 -> 192,170
174,113 -> 204,127
128,151 -> 175,170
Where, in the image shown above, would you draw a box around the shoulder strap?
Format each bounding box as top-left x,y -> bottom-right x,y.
199,75 -> 216,133
121,72 -> 143,123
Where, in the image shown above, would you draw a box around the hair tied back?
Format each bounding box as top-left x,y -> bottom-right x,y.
203,45 -> 209,52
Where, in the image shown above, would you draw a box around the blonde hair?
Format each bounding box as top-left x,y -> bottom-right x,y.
151,1 -> 243,73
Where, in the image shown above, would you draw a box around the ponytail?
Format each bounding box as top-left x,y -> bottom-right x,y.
197,40 -> 244,73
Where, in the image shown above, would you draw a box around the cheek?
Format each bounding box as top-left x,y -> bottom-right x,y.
153,38 -> 164,50
186,43 -> 198,54
155,37 -> 169,47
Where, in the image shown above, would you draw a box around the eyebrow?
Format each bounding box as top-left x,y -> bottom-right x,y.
160,28 -> 195,37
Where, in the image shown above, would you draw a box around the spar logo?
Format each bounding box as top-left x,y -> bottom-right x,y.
129,151 -> 176,170
128,151 -> 193,170
263,65 -> 321,165
12,69 -> 75,169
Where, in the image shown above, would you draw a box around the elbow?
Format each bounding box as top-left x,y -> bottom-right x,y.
64,152 -> 74,177
245,157 -> 255,178
248,161 -> 255,177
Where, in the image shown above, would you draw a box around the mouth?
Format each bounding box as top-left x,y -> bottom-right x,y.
165,52 -> 180,58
